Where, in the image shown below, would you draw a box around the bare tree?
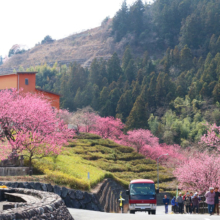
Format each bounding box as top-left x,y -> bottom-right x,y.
70,106 -> 99,133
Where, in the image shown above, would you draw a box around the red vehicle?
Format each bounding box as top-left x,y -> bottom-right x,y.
126,179 -> 157,214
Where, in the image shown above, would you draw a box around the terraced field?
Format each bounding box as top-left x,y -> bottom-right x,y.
30,133 -> 175,194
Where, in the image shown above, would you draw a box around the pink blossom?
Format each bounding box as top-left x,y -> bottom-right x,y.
174,152 -> 220,193
0,89 -> 74,166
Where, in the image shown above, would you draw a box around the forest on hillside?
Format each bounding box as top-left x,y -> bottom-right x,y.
20,0 -> 220,147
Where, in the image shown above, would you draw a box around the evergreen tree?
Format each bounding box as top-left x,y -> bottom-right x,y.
107,52 -> 122,83
180,45 -> 193,70
126,95 -> 149,130
74,88 -> 82,109
130,0 -> 145,36
125,59 -> 136,83
122,46 -> 132,71
116,90 -> 133,122
213,82 -> 220,103
132,81 -> 140,102
89,59 -> 102,87
91,84 -> 100,110
112,0 -> 129,42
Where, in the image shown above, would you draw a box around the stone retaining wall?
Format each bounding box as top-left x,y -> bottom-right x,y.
0,180 -> 172,215
96,178 -> 128,213
0,181 -> 102,212
0,188 -> 73,220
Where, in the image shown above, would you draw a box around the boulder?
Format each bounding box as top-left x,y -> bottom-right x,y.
91,194 -> 99,204
75,190 -> 84,200
46,183 -> 53,192
81,192 -> 91,204
72,199 -> 81,209
18,182 -> 25,188
64,195 -> 73,208
61,187 -> 68,198
29,182 -> 35,189
91,203 -> 100,211
69,190 -> 76,200
34,182 -> 42,191
54,185 -> 61,196
24,182 -> 32,189
41,183 -> 47,191
85,202 -> 93,210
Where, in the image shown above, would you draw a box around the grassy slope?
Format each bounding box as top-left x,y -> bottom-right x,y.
31,133 -> 175,194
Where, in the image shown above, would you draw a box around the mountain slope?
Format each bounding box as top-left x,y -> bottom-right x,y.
0,26 -> 114,73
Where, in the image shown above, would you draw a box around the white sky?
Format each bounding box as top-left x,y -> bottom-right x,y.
0,0 -> 153,57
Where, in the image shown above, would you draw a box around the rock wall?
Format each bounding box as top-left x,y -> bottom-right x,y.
0,180 -> 172,215
96,179 -> 129,213
0,188 -> 73,220
0,181 -> 102,212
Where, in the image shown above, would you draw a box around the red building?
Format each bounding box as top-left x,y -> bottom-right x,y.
0,72 -> 60,109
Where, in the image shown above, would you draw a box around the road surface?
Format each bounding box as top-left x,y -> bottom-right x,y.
69,205 -> 219,220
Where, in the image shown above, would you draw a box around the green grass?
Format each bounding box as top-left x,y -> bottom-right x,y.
31,133 -> 175,192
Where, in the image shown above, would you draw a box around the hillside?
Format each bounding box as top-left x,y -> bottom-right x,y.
3,133 -> 174,194
1,0 -> 220,148
0,26 -> 113,74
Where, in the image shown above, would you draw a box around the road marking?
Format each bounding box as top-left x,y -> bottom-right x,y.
204,218 -> 210,220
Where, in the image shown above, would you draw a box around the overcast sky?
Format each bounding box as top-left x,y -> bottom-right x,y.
0,0 -> 153,57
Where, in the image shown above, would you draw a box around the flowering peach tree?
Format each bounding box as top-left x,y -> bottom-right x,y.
174,152 -> 220,193
0,89 -> 74,168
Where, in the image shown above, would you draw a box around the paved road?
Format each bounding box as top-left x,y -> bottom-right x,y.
68,205 -> 219,220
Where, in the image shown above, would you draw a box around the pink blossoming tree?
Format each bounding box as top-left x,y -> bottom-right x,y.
200,123 -> 220,150
0,89 -> 74,168
92,116 -> 125,140
174,152 -> 220,193
119,129 -> 159,153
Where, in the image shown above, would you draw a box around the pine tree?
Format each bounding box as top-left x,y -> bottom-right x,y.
108,88 -> 121,116
137,69 -> 143,84
132,82 -> 140,102
126,95 -> 149,130
130,0 -> 145,36
116,90 -> 133,122
173,46 -> 180,67
107,52 -> 122,83
89,59 -> 101,87
125,59 -> 136,83
122,46 -> 132,71
74,88 -> 82,109
91,84 -> 100,110
180,45 -> 193,70
213,82 -> 220,103
112,0 -> 129,41
209,34 -> 217,54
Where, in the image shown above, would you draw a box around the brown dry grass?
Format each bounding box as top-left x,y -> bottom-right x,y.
1,26 -> 114,70
0,175 -> 49,183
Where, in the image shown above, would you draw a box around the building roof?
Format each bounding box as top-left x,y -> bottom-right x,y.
0,72 -> 17,76
130,179 -> 155,184
17,72 -> 37,74
35,88 -> 60,96
0,72 -> 37,77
